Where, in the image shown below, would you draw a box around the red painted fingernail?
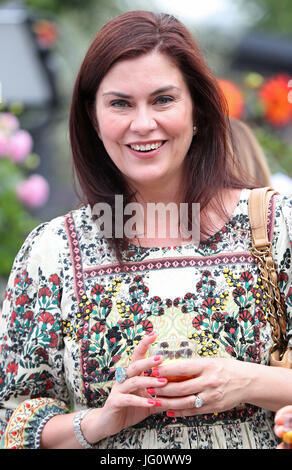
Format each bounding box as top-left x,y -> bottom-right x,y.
154,355 -> 162,361
158,377 -> 167,383
151,369 -> 160,377
147,387 -> 155,394
155,399 -> 162,406
149,331 -> 156,337
147,399 -> 156,405
167,411 -> 175,417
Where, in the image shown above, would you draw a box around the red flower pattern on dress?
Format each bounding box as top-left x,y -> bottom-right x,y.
119,319 -> 135,330
192,315 -> 206,330
45,379 -> 53,390
23,310 -> 34,321
100,298 -> 112,310
14,276 -> 22,286
91,283 -> 105,296
140,319 -> 153,334
233,287 -> 246,298
90,321 -> 106,334
239,310 -> 252,322
211,311 -> 227,323
16,295 -> 29,306
184,292 -> 195,300
49,331 -> 58,348
38,312 -> 54,325
202,298 -> 216,309
6,362 -> 18,376
130,303 -> 144,316
38,287 -> 52,298
10,311 -> 18,325
49,274 -> 60,285
240,271 -> 254,283
255,311 -> 267,325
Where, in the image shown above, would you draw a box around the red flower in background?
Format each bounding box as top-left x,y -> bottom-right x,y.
32,20 -> 58,48
259,74 -> 292,126
217,79 -> 245,119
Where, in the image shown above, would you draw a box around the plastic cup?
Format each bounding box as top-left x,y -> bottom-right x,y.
149,337 -> 197,382
283,414 -> 292,449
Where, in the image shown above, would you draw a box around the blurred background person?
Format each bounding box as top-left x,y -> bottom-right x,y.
229,117 -> 272,187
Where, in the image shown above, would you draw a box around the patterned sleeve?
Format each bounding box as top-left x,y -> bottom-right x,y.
0,221 -> 70,449
272,194 -> 292,347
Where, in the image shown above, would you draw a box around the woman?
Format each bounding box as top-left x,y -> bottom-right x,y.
1,10 -> 292,450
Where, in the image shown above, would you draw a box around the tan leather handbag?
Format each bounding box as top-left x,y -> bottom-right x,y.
248,187 -> 292,368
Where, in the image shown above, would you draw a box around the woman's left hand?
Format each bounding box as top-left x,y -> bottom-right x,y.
149,357 -> 254,416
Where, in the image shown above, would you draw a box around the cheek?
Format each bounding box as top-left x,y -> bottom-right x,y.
164,107 -> 193,137
97,114 -> 126,143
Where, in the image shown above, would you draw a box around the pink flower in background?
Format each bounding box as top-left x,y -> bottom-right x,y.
9,130 -> 33,163
16,174 -> 50,208
0,113 -> 19,133
0,113 -> 19,132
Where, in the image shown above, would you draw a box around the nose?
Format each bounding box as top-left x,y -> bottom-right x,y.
129,106 -> 158,134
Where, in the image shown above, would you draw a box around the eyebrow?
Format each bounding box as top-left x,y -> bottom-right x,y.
102,86 -> 181,98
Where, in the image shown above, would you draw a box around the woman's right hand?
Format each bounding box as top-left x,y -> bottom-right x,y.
81,332 -> 168,444
274,405 -> 292,449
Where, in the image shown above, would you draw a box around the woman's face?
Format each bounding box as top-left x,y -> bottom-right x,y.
95,51 -> 194,195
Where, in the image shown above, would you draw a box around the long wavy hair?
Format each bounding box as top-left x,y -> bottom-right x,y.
69,10 -> 255,262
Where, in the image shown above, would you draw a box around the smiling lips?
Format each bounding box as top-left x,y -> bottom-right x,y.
128,140 -> 166,153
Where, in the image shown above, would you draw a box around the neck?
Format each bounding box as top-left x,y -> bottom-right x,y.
128,173 -> 185,207
125,177 -> 192,247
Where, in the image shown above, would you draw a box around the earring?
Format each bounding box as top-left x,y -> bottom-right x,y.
193,125 -> 197,135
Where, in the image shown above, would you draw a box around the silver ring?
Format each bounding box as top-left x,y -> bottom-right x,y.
115,366 -> 128,383
194,394 -> 204,408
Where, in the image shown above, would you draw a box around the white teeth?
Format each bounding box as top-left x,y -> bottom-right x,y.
130,141 -> 164,152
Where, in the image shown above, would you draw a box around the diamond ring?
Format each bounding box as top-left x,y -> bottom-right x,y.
115,366 -> 128,383
194,394 -> 204,408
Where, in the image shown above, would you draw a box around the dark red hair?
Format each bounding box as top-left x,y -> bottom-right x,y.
69,11 -> 253,258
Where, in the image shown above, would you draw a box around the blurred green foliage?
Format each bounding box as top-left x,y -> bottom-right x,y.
0,159 -> 38,276
235,0 -> 292,33
256,128 -> 292,176
0,0 -> 108,13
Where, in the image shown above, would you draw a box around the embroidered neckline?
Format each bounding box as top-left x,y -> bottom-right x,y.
125,189 -> 248,252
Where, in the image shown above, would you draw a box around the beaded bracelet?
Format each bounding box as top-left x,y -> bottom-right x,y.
73,409 -> 98,449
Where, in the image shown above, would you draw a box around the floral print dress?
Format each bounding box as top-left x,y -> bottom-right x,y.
0,188 -> 292,449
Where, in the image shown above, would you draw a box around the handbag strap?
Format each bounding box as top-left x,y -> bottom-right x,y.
248,187 -> 287,355
248,186 -> 276,248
